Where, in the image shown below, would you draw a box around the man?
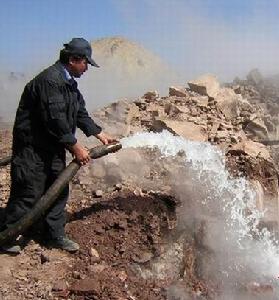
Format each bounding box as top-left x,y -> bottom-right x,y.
2,38 -> 115,254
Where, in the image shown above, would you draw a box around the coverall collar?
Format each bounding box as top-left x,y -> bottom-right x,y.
54,61 -> 76,86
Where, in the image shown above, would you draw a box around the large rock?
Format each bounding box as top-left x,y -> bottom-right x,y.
214,88 -> 241,119
143,90 -> 159,101
230,140 -> 270,160
188,75 -> 244,119
188,74 -> 220,98
169,86 -> 187,97
164,103 -> 189,117
238,97 -> 254,113
152,118 -> 208,142
244,117 -> 268,139
191,95 -> 208,108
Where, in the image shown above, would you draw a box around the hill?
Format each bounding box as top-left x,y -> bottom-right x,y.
79,36 -> 180,110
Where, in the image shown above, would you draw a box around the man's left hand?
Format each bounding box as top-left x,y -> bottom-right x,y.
95,132 -> 117,145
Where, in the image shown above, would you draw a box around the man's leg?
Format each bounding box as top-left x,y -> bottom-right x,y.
2,147 -> 46,253
44,151 -> 79,252
44,151 -> 68,238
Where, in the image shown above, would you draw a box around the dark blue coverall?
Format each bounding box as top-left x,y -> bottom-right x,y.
3,61 -> 101,239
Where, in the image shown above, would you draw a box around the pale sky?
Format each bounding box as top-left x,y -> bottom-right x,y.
1,0 -> 279,79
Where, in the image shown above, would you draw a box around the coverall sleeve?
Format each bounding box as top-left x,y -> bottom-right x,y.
40,80 -> 77,146
76,91 -> 102,137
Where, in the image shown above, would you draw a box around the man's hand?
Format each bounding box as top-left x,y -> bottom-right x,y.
68,142 -> 90,165
95,132 -> 117,145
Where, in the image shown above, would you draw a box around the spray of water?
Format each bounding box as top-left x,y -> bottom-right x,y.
121,130 -> 279,298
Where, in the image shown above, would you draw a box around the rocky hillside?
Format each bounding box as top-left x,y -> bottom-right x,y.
84,75 -> 278,215
227,69 -> 279,140
91,37 -> 169,77
1,73 -> 279,299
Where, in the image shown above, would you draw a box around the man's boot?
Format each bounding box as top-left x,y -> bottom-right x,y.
47,236 -> 79,253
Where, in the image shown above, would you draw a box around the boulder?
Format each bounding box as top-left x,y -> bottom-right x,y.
238,97 -> 254,113
152,118 -> 208,142
230,140 -> 270,160
147,102 -> 164,118
164,103 -> 182,116
126,103 -> 140,124
188,75 -> 220,98
214,88 -> 241,119
169,86 -> 187,97
245,117 -> 268,139
191,96 -> 209,108
143,90 -> 159,101
215,130 -> 229,140
164,103 -> 191,117
174,105 -> 190,115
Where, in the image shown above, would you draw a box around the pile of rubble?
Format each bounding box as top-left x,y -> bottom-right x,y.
88,73 -> 278,197
1,72 -> 279,299
227,68 -> 279,140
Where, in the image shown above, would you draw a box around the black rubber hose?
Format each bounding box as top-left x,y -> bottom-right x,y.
0,156 -> 11,167
0,142 -> 122,246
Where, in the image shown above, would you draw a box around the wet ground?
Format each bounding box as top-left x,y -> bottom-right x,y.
1,128 -> 278,299
62,191 -> 214,300
66,192 -> 180,300
0,190 -> 213,299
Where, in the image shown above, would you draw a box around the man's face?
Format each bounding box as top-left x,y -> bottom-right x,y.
68,57 -> 88,78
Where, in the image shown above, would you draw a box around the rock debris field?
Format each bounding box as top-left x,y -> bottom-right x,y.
1,70 -> 279,299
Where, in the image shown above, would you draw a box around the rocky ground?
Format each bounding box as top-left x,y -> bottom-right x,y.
1,72 -> 279,299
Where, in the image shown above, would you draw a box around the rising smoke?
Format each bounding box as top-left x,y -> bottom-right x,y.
120,131 -> 279,299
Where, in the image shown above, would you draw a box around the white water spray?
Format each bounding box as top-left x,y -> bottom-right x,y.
121,131 -> 279,297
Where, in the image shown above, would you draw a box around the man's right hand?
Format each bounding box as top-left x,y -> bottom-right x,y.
68,142 -> 90,165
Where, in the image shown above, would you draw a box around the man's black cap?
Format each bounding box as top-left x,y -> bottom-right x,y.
63,38 -> 99,67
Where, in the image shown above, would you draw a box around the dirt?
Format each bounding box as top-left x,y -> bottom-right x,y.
0,185 -> 213,300
1,75 -> 279,300
0,124 -> 274,300
64,191 -> 215,300
0,131 -> 214,300
226,150 -> 278,194
65,192 -> 178,300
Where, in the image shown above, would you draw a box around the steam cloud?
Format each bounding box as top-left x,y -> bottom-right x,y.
119,131 -> 279,299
